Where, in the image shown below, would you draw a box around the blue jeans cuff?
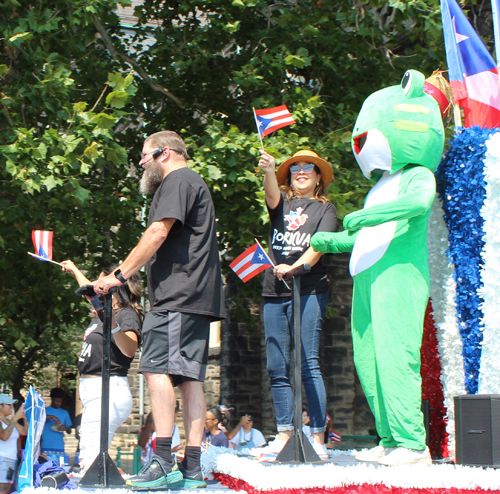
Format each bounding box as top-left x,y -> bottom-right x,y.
310,426 -> 326,434
277,425 -> 294,432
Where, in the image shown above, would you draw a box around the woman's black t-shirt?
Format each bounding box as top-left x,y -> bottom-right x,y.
262,193 -> 337,297
78,308 -> 142,376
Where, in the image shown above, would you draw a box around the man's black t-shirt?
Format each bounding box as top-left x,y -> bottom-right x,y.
77,309 -> 142,376
263,193 -> 337,297
146,167 -> 225,321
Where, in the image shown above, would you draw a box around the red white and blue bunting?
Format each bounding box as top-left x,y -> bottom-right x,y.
206,447 -> 500,494
424,127 -> 500,458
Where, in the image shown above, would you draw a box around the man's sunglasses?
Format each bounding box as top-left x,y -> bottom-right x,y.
290,163 -> 319,174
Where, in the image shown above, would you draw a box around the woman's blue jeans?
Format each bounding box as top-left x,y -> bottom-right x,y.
264,291 -> 328,433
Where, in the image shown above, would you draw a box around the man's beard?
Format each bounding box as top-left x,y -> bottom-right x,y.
139,161 -> 164,194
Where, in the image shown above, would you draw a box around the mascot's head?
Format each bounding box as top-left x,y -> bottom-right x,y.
352,69 -> 451,180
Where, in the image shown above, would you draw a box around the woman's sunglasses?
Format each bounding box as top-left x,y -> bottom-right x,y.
290,163 -> 318,175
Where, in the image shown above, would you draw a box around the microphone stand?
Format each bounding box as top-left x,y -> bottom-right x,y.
275,264 -> 322,464
76,285 -> 125,488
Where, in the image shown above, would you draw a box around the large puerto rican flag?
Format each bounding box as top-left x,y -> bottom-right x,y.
230,242 -> 273,283
441,0 -> 500,128
31,230 -> 53,261
254,105 -> 296,137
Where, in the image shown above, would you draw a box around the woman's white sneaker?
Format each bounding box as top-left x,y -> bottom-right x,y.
311,441 -> 329,460
378,446 -> 432,466
355,445 -> 396,462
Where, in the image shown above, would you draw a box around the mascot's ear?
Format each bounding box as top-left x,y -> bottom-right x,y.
401,70 -> 426,99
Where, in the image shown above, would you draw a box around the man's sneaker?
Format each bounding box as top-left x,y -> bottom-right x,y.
178,462 -> 205,482
378,446 -> 432,466
171,478 -> 207,489
126,455 -> 183,488
250,437 -> 287,457
355,445 -> 396,462
311,441 -> 329,460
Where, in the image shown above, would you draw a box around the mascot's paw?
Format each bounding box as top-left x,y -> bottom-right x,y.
343,212 -> 360,232
311,232 -> 337,253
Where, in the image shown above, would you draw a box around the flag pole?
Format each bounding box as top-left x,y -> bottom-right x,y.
255,238 -> 290,290
253,107 -> 265,151
27,252 -> 63,266
453,103 -> 463,127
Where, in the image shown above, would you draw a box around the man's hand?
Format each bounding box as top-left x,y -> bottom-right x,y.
92,273 -> 122,296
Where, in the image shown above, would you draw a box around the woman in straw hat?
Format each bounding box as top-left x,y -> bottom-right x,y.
254,149 -> 337,460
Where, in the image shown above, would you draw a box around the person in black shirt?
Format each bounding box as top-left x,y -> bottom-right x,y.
254,149 -> 337,461
91,131 -> 224,488
61,260 -> 143,472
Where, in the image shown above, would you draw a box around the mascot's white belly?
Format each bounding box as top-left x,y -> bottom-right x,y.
350,170 -> 402,276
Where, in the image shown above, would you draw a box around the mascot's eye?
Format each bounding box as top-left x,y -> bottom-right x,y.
402,71 -> 412,96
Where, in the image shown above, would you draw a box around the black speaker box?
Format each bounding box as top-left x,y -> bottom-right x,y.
455,394 -> 500,467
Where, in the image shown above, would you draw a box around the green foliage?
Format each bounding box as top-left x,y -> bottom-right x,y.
0,0 -> 145,396
1,0 -> 448,395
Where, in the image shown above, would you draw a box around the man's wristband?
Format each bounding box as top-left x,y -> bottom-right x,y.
111,323 -> 121,334
114,269 -> 127,283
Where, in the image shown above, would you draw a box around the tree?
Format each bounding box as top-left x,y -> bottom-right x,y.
119,0 -> 446,282
1,0 -> 453,394
0,0 -> 145,398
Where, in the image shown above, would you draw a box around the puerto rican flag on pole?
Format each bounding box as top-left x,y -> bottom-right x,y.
441,0 -> 500,128
32,230 -> 53,261
254,105 -> 296,137
230,242 -> 273,283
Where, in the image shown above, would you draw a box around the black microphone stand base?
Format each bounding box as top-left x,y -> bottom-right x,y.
275,430 -> 323,464
79,451 -> 126,488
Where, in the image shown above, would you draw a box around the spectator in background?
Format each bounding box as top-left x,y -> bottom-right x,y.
230,415 -> 266,451
0,395 -> 28,494
218,405 -> 233,435
325,414 -> 341,449
218,406 -> 253,442
302,410 -> 312,442
41,388 -> 72,455
203,408 -> 229,448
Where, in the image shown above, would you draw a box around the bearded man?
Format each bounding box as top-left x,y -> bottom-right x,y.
93,131 -> 225,487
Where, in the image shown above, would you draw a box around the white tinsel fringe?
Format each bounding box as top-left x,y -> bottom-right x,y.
478,132 -> 500,394
427,196 -> 466,457
211,449 -> 500,491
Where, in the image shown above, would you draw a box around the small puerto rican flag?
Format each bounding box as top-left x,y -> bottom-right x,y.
328,430 -> 342,443
32,230 -> 53,261
254,105 -> 296,137
230,242 -> 273,283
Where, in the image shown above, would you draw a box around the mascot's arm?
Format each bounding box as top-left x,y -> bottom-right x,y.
311,230 -> 358,254
344,168 -> 436,231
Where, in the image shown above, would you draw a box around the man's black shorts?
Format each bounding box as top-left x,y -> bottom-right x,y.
139,310 -> 211,384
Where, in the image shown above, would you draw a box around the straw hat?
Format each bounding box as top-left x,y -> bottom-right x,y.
276,150 -> 333,187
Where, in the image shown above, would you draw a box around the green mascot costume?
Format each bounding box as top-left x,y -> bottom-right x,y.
311,70 -> 450,466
